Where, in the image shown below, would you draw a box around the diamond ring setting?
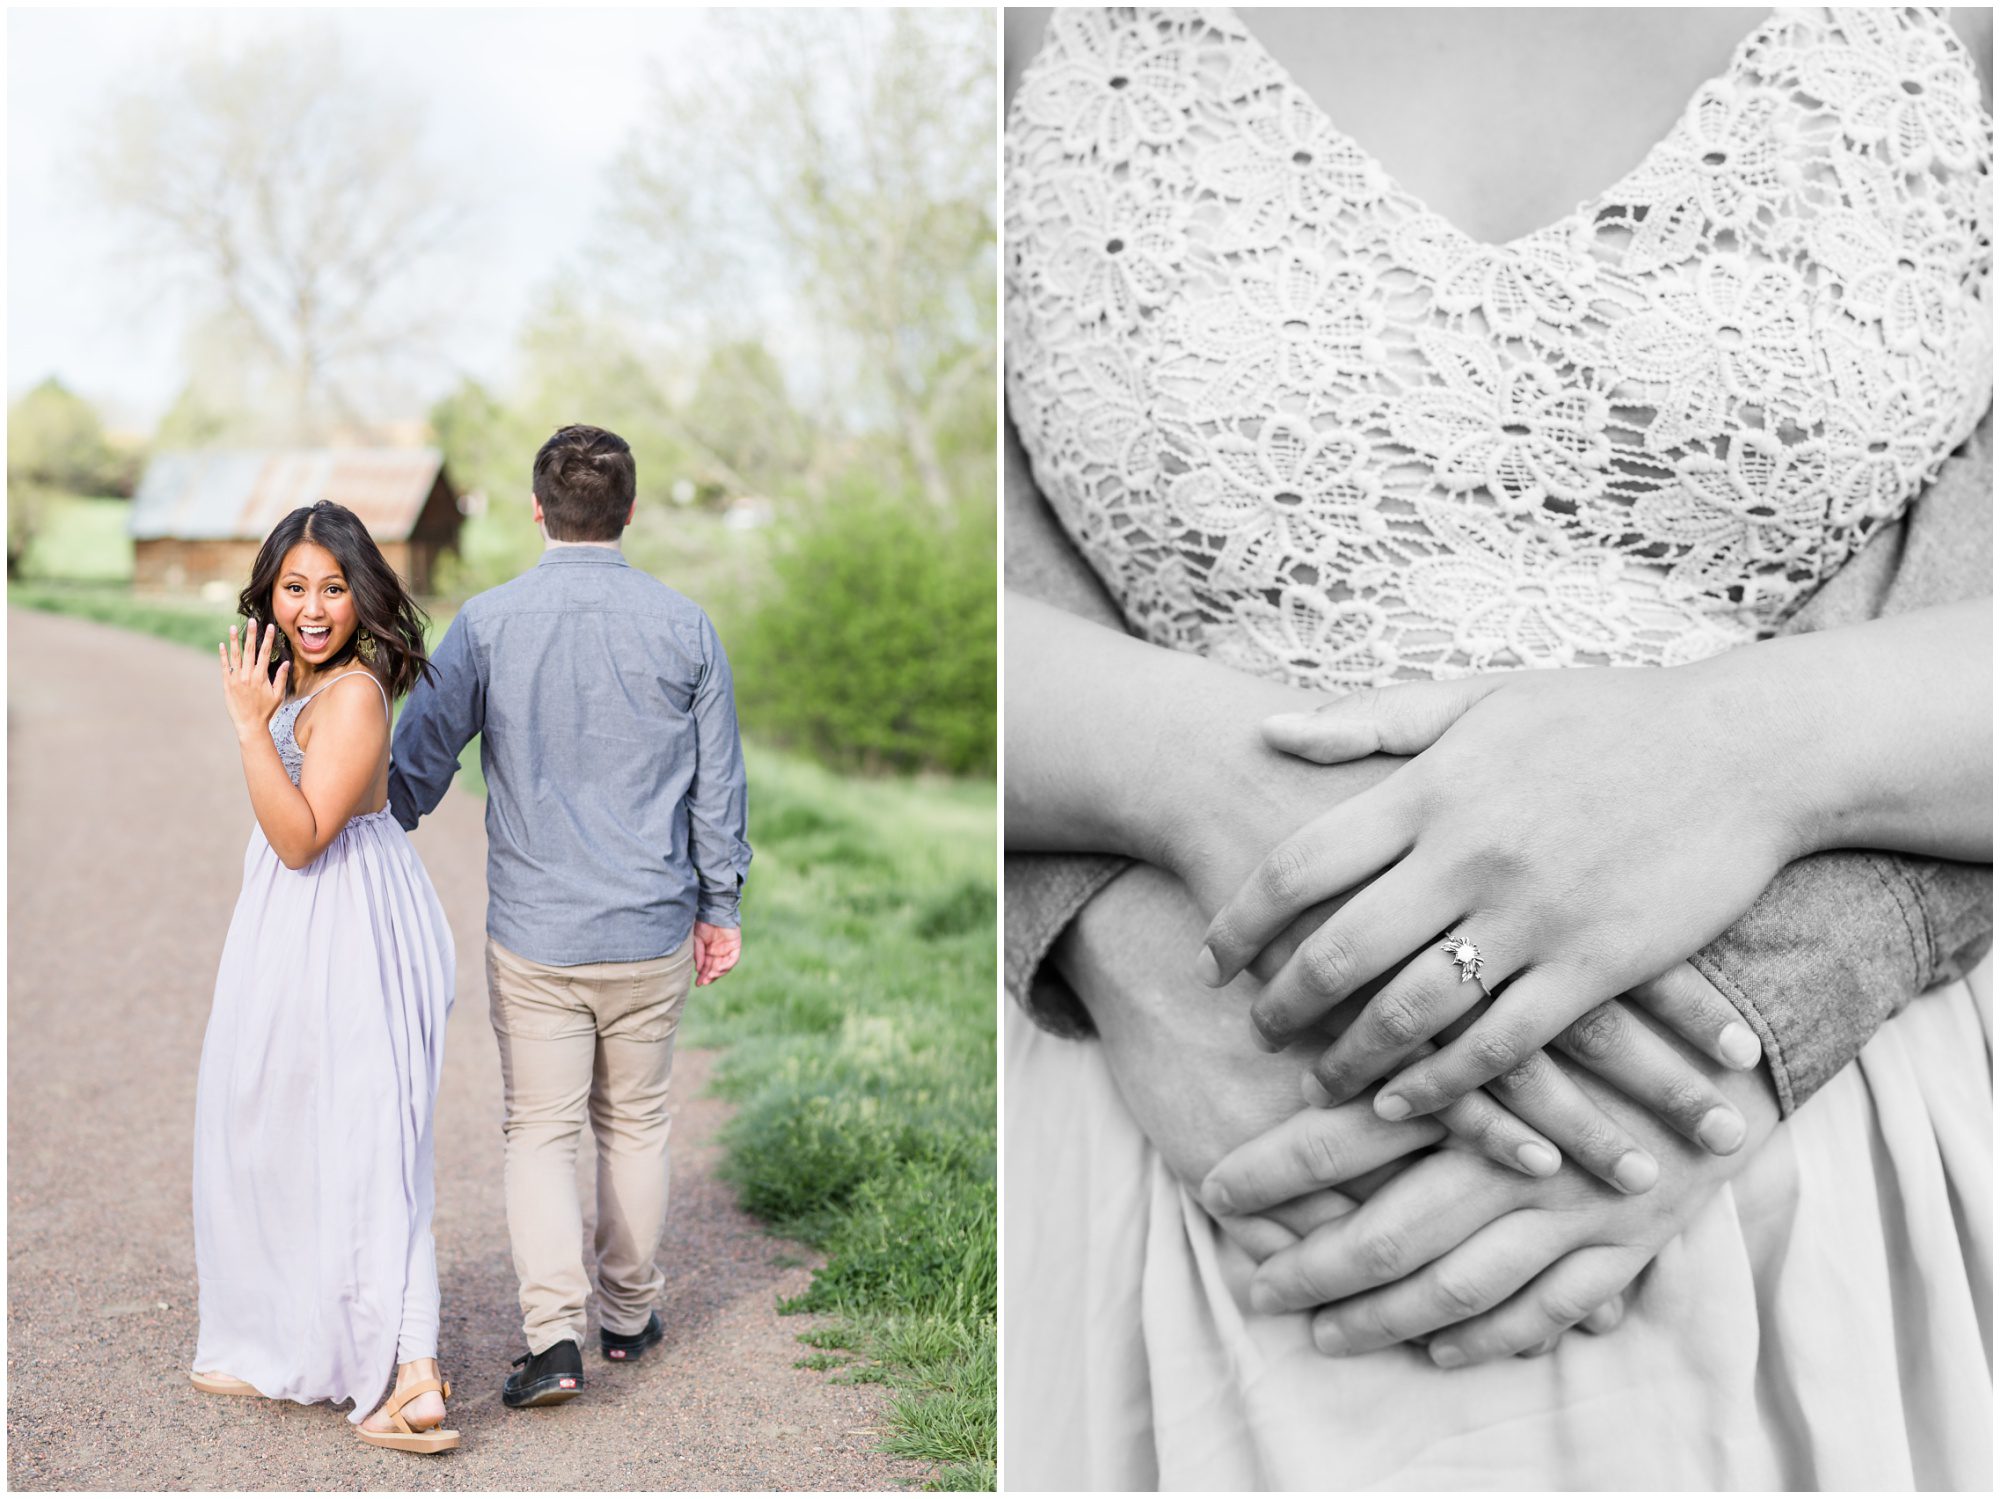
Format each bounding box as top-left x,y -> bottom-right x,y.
1440,932 -> 1486,987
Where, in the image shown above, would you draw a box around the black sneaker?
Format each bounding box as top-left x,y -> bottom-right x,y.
600,1311 -> 663,1363
502,1340 -> 585,1408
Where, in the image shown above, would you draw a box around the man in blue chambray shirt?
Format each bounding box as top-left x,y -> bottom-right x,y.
390,424 -> 751,1410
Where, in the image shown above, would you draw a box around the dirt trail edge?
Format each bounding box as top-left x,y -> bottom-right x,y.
7,606 -> 919,1492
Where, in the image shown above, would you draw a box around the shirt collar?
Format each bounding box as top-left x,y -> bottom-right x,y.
536,545 -> 631,568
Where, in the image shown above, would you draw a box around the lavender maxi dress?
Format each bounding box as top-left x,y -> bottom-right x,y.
192,671 -> 456,1421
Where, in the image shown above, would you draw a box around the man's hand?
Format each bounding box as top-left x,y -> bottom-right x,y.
692,921 -> 741,986
1234,1031 -> 1780,1366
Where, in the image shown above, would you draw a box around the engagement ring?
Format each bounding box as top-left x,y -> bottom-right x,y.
1440,931 -> 1487,990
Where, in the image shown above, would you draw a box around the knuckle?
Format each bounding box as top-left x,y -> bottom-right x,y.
1428,1267 -> 1490,1321
1355,1226 -> 1411,1282
1294,1127 -> 1347,1185
1494,1052 -> 1551,1098
1467,1028 -> 1528,1079
1565,1119 -> 1627,1168
1298,929 -> 1361,999
1539,1289 -> 1593,1329
1562,1005 -> 1625,1062
1657,1076 -> 1715,1129
1352,1293 -> 1401,1347
1368,991 -> 1430,1047
1259,842 -> 1319,911
1457,1104 -> 1513,1155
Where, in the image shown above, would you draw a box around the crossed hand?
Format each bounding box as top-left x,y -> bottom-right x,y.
1184,666 -> 1790,1364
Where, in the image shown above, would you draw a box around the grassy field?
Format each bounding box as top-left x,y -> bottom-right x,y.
12,565 -> 998,1489
14,494 -> 134,582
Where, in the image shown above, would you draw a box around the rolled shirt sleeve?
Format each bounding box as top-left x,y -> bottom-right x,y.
1690,413 -> 1993,1114
687,615 -> 751,928
388,610 -> 486,832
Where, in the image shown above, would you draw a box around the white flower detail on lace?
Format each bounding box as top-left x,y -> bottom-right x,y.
1054,346 -> 1162,489
1233,585 -> 1392,688
1392,332 -> 1611,514
1007,7 -> 1991,686
1644,434 -> 1832,599
1609,256 -> 1818,448
1800,9 -> 1983,174
1017,9 -> 1198,163
1405,531 -> 1634,669
1429,236 -> 1598,340
1047,175 -> 1188,329
1814,198 -> 1967,353
1193,90 -> 1389,243
1822,363 -> 1943,524
1168,416 -> 1386,583
1169,253 -> 1386,411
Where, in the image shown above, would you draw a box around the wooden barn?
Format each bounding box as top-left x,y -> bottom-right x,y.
128,448 -> 460,593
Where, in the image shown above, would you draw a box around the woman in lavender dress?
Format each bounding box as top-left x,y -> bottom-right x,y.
190,500 -> 458,1454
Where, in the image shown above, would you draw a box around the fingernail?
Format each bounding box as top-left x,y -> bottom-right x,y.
1193,946 -> 1223,987
1696,1107 -> 1745,1154
1373,1091 -> 1411,1121
1301,1073 -> 1334,1107
1313,1323 -> 1351,1356
1249,1280 -> 1281,1315
1430,1344 -> 1466,1369
1719,1022 -> 1761,1069
1612,1151 -> 1659,1194
1516,1142 -> 1560,1177
1201,1178 -> 1235,1216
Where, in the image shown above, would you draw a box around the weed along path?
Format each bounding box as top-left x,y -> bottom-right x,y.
6,607 -> 924,1491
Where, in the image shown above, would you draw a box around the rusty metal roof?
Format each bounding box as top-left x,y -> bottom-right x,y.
129,449 -> 447,541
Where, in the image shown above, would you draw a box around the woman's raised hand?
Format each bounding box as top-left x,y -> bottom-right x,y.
1195,664 -> 1802,1133
219,623 -> 289,740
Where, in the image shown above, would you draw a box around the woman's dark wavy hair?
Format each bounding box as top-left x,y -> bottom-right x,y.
237,500 -> 434,699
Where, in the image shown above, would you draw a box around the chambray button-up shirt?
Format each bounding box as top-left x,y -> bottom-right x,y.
389,545 -> 751,967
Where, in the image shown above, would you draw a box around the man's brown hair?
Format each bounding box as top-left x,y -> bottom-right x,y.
533,424 -> 637,542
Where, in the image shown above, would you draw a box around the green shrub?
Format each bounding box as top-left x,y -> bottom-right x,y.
732,481 -> 995,776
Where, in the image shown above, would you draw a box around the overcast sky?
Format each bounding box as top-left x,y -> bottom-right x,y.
6,7 -> 727,433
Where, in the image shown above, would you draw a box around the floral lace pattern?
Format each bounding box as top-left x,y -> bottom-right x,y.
1006,7 -> 1992,685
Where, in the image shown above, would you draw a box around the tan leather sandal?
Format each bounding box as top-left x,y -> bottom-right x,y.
356,1376 -> 460,1454
190,1370 -> 261,1397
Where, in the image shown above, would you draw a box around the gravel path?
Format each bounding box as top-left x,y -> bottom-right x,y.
7,606 -> 920,1492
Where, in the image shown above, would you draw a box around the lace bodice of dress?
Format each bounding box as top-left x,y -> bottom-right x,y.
1006,7 -> 1993,685
269,670 -> 389,789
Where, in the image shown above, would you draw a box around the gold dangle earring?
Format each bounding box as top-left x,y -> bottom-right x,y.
357,629 -> 378,663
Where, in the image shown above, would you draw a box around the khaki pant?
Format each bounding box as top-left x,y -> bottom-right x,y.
486,935 -> 696,1354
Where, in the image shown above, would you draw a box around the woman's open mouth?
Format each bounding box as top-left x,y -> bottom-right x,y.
298,625 -> 333,652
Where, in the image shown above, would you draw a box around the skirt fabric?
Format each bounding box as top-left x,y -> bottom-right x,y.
192,808 -> 455,1421
1004,962 -> 1992,1490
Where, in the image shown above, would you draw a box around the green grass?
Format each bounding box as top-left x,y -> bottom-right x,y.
11,584 -> 998,1491
15,494 -> 134,582
690,748 -> 997,1490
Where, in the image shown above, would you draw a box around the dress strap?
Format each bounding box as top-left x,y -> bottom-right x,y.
297,669 -> 390,718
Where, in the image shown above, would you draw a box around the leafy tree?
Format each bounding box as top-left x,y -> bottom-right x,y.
6,379 -> 132,577
610,9 -> 995,510
7,378 -> 125,494
87,29 -> 462,442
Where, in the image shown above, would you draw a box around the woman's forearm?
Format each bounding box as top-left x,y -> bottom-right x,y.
1004,591 -> 1398,883
1709,598 -> 1992,861
237,730 -> 325,868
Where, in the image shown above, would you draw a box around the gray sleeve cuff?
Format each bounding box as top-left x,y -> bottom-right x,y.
695,890 -> 741,929
1690,853 -> 1991,1115
1004,852 -> 1132,1039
